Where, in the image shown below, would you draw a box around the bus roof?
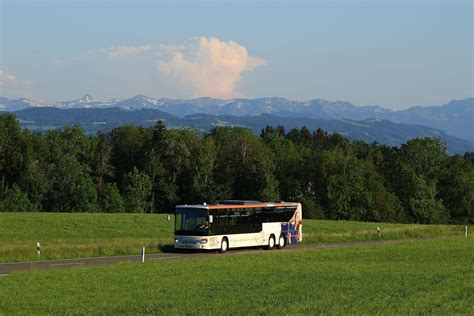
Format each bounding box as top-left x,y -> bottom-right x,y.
176,201 -> 299,210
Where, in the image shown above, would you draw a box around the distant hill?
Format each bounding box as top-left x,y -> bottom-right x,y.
381,99 -> 473,143
1,95 -> 472,142
6,107 -> 473,155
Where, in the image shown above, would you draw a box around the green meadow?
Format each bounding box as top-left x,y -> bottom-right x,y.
0,212 -> 466,263
0,237 -> 472,314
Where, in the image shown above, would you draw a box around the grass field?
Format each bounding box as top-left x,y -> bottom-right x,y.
0,237 -> 472,314
0,212 -> 467,262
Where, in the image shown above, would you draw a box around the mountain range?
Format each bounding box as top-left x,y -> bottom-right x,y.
1,95 -> 472,154
1,95 -> 472,141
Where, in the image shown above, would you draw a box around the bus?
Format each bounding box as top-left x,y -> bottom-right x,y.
173,200 -> 302,253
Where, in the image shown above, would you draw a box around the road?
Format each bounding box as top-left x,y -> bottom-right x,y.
0,237 -> 440,275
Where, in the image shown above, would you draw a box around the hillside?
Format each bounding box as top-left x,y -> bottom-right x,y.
381,99 -> 473,143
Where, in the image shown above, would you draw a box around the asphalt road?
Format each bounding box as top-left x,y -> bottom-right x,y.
0,237 -> 439,275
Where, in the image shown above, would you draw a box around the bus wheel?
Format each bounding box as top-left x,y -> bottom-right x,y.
267,235 -> 275,250
219,237 -> 229,253
277,234 -> 286,249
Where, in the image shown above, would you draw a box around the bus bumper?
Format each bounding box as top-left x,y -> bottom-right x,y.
174,236 -> 217,250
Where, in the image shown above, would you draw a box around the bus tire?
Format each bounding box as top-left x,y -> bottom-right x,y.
277,234 -> 286,249
266,235 -> 275,250
219,237 -> 229,253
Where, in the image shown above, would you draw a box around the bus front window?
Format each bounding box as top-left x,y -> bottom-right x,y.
175,208 -> 209,236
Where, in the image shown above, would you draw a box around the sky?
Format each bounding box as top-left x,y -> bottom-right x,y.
0,0 -> 472,110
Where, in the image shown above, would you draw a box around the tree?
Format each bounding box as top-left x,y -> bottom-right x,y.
437,155 -> 474,223
400,138 -> 447,179
91,132 -> 114,206
357,161 -> 401,222
0,184 -> 35,212
208,127 -> 237,200
463,152 -> 474,165
46,156 -> 98,212
101,183 -> 125,213
39,127 -> 98,212
142,121 -> 171,212
144,148 -> 166,212
210,127 -> 279,201
110,125 -> 148,183
299,195 -> 324,219
183,136 -> 219,204
0,114 -> 30,194
232,128 -> 279,200
408,176 -> 446,224
19,158 -> 49,211
122,167 -> 152,213
260,125 -> 275,138
262,129 -> 309,201
286,126 -> 312,146
319,148 -> 365,220
313,128 -> 327,150
326,133 -> 349,149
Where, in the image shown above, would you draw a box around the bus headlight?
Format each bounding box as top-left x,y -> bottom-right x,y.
200,238 -> 208,244
175,239 -> 179,243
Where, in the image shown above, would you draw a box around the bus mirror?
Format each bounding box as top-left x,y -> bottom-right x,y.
166,213 -> 171,221
209,215 -> 213,223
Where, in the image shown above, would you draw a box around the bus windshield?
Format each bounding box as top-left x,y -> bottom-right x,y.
175,207 -> 209,236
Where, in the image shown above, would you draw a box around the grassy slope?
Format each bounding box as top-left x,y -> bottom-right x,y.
0,212 -> 467,262
0,213 -> 173,262
0,237 -> 472,314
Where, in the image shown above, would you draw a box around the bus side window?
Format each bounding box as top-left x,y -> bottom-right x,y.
241,208 -> 257,233
223,209 -> 231,226
239,208 -> 248,233
255,208 -> 264,224
228,208 -> 238,234
265,207 -> 277,222
213,209 -> 227,235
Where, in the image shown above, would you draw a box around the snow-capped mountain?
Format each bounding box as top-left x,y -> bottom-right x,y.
0,94 -> 118,111
0,97 -> 33,111
0,94 -> 392,118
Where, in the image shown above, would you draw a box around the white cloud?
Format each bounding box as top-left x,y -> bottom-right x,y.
0,70 -> 32,87
96,45 -> 154,59
156,37 -> 267,98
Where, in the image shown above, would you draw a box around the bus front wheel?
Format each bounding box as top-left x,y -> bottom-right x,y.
219,237 -> 229,253
277,234 -> 286,249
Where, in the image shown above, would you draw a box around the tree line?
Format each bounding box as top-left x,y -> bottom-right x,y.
1,113 -> 473,224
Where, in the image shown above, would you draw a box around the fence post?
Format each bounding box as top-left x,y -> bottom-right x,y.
36,242 -> 41,257
465,226 -> 468,238
142,247 -> 145,263
377,227 -> 382,239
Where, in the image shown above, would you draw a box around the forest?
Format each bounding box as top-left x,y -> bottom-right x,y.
1,113 -> 473,224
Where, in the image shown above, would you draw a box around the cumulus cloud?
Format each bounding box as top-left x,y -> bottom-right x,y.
156,37 -> 267,98
96,45 -> 154,58
0,70 -> 32,87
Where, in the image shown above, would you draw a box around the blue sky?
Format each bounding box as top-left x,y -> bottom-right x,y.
1,0 -> 472,109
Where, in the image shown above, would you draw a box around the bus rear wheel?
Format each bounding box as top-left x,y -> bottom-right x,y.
277,234 -> 286,249
266,235 -> 275,250
219,237 -> 229,253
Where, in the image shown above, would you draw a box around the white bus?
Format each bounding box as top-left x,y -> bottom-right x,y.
174,200 -> 302,253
